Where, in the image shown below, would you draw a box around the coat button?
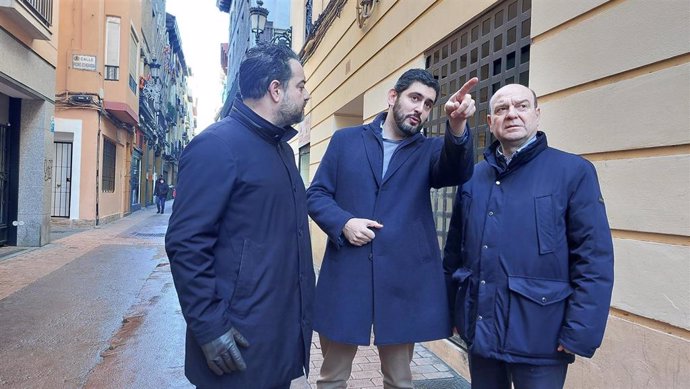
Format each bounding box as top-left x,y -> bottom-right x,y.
480,280 -> 486,286
477,315 -> 483,321
482,245 -> 488,250
298,229 -> 303,237
488,211 -> 494,216
495,181 -> 501,185
368,253 -> 373,260
541,297 -> 547,303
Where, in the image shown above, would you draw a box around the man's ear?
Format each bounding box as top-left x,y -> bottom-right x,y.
387,89 -> 398,107
268,80 -> 282,103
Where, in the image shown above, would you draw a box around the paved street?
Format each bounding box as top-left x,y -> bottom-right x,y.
0,203 -> 468,388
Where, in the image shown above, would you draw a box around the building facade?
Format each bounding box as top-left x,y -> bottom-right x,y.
53,0 -> 191,227
54,0 -> 141,226
292,0 -> 690,387
0,0 -> 58,246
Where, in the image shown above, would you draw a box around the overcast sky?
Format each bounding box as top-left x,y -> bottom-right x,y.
166,0 -> 229,133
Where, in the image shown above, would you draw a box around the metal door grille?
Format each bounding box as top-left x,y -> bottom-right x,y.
0,124 -> 9,244
51,142 -> 73,217
426,0 -> 532,249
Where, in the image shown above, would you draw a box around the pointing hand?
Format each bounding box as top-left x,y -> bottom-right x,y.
444,77 -> 479,135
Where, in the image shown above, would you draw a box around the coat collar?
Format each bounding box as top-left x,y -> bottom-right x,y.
483,131 -> 548,175
362,112 -> 425,187
230,98 -> 298,143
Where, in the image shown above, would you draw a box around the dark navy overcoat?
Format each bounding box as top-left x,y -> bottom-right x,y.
307,113 -> 473,345
443,132 -> 614,365
165,99 -> 315,388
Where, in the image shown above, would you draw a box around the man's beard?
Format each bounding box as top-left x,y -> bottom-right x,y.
277,98 -> 305,127
393,100 -> 424,137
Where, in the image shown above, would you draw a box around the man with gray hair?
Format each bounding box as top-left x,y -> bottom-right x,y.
443,83 -> 614,389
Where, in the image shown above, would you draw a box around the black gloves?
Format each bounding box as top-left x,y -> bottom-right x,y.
200,327 -> 250,376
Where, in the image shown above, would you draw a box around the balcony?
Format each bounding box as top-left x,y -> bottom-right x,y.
0,0 -> 52,40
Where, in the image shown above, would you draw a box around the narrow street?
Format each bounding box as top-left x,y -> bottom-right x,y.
0,203 -> 468,389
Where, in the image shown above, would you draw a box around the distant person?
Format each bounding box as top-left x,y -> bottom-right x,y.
443,83 -> 614,389
165,44 -> 315,389
154,177 -> 168,214
307,68 -> 477,389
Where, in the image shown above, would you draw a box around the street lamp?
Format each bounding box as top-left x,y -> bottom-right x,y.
150,58 -> 161,79
249,0 -> 269,45
144,58 -> 163,110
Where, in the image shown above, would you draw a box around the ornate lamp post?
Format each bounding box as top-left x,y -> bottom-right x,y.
249,0 -> 269,45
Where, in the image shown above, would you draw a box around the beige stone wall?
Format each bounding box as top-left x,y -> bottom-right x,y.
528,0 -> 690,386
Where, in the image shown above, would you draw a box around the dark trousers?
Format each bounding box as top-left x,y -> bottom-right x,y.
469,353 -> 568,389
156,195 -> 167,213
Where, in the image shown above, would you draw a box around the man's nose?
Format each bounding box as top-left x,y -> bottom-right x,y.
506,105 -> 518,117
303,89 -> 311,101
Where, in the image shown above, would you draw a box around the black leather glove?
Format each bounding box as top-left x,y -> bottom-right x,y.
200,327 -> 250,375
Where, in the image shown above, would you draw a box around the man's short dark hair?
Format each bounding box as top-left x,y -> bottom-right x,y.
239,44 -> 300,100
394,69 -> 440,102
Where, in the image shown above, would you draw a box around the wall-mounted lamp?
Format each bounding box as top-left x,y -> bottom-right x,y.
250,0 -> 269,44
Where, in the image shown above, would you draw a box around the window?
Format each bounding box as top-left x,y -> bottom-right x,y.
129,28 -> 139,94
299,144 -> 310,187
102,138 -> 116,192
105,16 -> 121,81
425,0 -> 531,249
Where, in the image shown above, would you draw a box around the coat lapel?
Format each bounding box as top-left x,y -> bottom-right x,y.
382,134 -> 422,185
362,128 -> 383,188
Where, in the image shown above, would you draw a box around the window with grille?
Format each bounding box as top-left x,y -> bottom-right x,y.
102,138 -> 116,193
425,0 -> 531,250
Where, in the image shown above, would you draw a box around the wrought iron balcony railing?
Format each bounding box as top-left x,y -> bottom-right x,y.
20,0 -> 52,27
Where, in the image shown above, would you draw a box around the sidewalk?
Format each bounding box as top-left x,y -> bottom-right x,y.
0,205 -> 470,389
300,335 -> 469,389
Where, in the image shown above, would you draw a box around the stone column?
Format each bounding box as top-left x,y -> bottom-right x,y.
16,99 -> 54,246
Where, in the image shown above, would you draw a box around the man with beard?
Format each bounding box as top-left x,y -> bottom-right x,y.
307,69 -> 478,389
165,44 -> 315,389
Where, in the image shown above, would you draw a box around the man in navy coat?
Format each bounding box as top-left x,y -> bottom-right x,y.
443,84 -> 614,389
165,44 -> 315,389
307,69 -> 477,388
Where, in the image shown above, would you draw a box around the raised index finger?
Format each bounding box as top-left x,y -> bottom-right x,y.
457,77 -> 479,98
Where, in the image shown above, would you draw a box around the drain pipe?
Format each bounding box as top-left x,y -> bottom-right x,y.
95,107 -> 101,226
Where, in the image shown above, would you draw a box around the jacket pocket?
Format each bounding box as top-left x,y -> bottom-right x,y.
413,220 -> 433,263
460,192 -> 472,254
229,239 -> 261,316
535,195 -> 556,254
452,268 -> 475,343
504,276 -> 572,357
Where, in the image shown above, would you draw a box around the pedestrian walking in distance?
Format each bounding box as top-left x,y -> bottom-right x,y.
307,68 -> 478,389
165,43 -> 315,389
154,176 -> 168,214
443,83 -> 614,389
